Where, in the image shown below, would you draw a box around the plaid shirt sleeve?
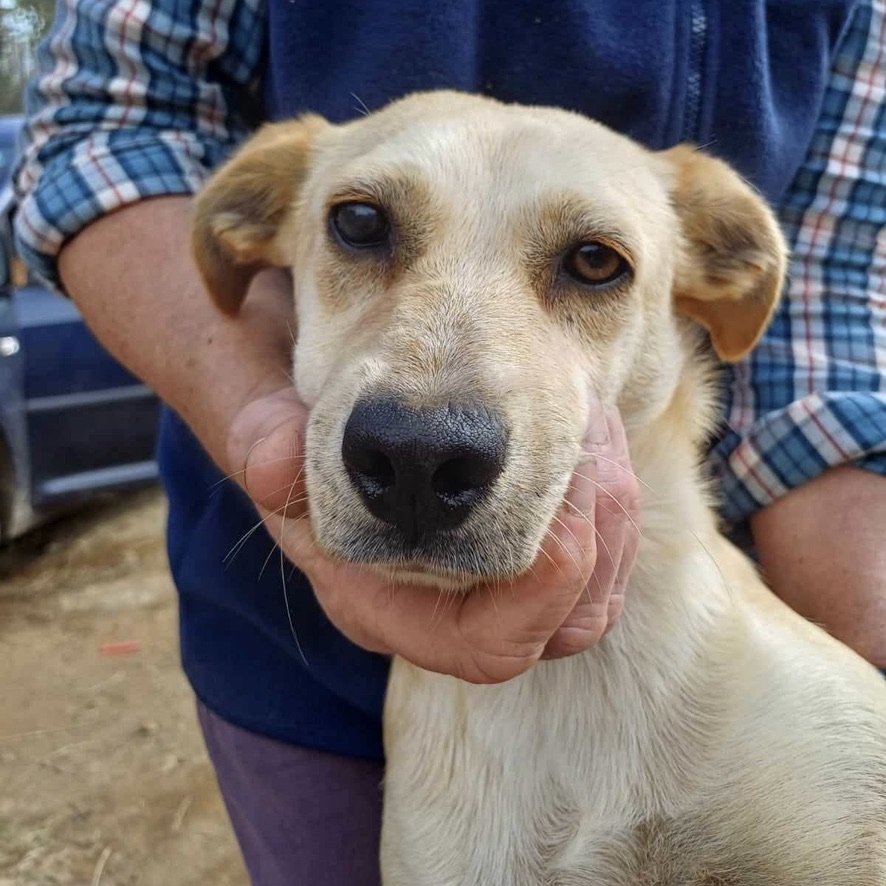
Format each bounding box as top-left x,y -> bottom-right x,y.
708,0 -> 886,526
12,0 -> 265,288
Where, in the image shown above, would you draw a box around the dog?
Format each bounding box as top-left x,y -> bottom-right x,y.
192,91 -> 886,885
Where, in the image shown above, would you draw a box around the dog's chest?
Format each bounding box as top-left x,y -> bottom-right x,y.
381,653 -> 746,886
381,648 -> 885,886
539,815 -> 782,886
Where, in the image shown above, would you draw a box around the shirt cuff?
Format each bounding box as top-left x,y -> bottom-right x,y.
14,130 -> 231,290
709,391 -> 886,525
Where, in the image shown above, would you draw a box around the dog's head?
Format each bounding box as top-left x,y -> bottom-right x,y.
194,92 -> 786,587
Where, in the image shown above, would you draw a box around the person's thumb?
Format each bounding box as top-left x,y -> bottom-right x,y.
226,387 -> 309,514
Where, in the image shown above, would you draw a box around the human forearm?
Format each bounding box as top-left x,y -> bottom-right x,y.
751,466 -> 886,668
58,197 -> 293,474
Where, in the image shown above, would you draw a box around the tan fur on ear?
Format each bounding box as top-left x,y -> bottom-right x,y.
192,115 -> 328,313
664,144 -> 788,362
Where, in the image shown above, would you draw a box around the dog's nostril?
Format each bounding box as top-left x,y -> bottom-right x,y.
346,447 -> 395,491
432,455 -> 498,502
432,456 -> 472,498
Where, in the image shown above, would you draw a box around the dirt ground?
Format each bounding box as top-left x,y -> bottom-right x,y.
0,488 -> 248,886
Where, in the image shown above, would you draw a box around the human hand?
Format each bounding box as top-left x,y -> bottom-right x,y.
229,390 -> 642,683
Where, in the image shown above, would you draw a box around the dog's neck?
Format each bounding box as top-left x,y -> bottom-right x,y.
625,344 -> 724,564
602,362 -> 740,681
483,377 -> 747,785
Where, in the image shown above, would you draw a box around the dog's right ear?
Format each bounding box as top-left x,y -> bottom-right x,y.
192,115 -> 328,314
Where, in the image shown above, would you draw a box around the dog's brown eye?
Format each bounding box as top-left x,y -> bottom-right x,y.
564,242 -> 629,286
330,202 -> 390,248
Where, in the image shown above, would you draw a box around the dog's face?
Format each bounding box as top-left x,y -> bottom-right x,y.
194,92 -> 786,587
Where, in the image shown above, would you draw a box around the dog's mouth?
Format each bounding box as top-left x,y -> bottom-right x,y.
316,521 -> 534,588
306,395 -> 578,585
370,560 -> 489,592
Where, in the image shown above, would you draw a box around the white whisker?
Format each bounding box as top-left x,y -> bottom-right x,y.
279,475 -> 309,665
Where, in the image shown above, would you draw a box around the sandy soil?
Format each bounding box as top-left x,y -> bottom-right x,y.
0,488 -> 248,886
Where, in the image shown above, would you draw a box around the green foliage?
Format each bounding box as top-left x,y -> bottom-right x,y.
0,0 -> 56,113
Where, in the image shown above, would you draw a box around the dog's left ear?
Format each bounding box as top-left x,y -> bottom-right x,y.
663,145 -> 788,362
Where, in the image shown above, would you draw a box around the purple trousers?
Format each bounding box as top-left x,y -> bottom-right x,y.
197,701 -> 383,886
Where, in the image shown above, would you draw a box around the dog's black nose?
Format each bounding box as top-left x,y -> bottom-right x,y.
341,399 -> 507,541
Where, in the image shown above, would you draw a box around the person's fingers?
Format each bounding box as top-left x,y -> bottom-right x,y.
540,524 -> 623,659
543,410 -> 642,656
226,388 -> 310,514
604,507 -> 640,634
278,458 -> 600,683
596,412 -> 642,635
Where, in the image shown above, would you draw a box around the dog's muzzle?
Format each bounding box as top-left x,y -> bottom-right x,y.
341,398 -> 508,544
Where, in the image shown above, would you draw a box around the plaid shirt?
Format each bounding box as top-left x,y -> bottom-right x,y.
13,0 -> 886,527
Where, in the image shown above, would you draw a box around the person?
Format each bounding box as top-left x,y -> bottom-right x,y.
13,2 -> 885,883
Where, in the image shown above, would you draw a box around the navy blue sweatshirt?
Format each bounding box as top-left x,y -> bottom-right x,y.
159,0 -> 857,760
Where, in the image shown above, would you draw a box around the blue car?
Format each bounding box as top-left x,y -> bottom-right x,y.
0,116 -> 160,539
